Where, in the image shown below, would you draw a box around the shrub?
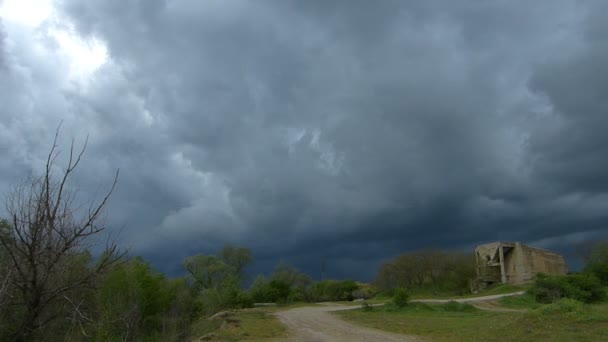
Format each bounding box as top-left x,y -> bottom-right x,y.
307,280 -> 360,302
269,280 -> 292,303
250,276 -> 273,303
250,276 -> 293,304
352,285 -> 377,300
225,287 -> 254,309
530,273 -> 606,304
392,288 -> 410,308
536,298 -> 586,315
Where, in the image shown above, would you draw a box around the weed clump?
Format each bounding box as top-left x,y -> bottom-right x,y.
392,288 -> 410,308
536,298 -> 586,316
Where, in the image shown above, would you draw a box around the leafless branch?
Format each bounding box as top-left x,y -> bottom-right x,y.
0,124 -> 123,339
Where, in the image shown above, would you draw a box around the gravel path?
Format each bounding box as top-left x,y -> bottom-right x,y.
411,291 -> 525,304
275,304 -> 420,342
274,291 -> 526,341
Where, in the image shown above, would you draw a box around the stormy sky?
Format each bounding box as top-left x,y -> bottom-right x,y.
1,0 -> 608,280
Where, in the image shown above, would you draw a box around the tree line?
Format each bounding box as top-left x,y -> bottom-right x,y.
374,250 -> 476,295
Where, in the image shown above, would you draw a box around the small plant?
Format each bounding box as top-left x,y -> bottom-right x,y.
361,301 -> 373,312
392,288 -> 410,308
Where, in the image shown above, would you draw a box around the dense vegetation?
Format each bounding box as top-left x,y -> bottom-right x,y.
374,249 -> 476,296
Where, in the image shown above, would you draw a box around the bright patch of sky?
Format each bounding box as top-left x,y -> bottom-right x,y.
0,0 -> 108,84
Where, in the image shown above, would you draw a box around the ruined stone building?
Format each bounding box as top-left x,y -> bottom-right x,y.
475,241 -> 568,288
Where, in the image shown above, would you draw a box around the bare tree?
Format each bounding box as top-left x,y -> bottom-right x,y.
0,126 -> 123,340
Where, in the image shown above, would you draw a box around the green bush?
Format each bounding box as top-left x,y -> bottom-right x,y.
352,284 -> 377,300
392,288 -> 410,308
308,280 -> 359,302
269,279 -> 292,303
250,276 -> 274,303
225,287 -> 254,309
529,273 -> 606,304
536,298 -> 586,315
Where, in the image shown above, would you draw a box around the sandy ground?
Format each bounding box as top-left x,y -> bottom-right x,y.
273,291 -> 526,341
275,304 -> 420,342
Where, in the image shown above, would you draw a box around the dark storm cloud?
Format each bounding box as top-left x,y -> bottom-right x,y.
528,2 -> 608,194
2,0 -> 607,280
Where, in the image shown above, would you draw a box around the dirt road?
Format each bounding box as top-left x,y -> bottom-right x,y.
275,304 -> 420,341
411,291 -> 525,304
411,291 -> 526,313
274,291 -> 526,341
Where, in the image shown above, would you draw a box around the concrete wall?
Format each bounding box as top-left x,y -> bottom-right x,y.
476,241 -> 568,287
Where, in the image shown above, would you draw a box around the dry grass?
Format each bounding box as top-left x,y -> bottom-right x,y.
190,308 -> 286,341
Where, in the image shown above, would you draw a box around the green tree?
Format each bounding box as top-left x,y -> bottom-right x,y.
270,262 -> 311,303
375,250 -> 475,295
220,244 -> 252,277
250,275 -> 274,303
184,255 -> 236,294
271,262 -> 311,289
184,249 -> 253,314
95,258 -> 191,341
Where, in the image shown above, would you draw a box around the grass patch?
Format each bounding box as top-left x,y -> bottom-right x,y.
406,283 -> 527,300
477,283 -> 529,296
500,293 -> 541,310
190,309 -> 286,341
336,301 -> 608,341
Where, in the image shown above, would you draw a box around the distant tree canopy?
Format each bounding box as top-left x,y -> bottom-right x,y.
250,261 -> 312,303
220,244 -> 252,276
375,250 -> 476,295
184,245 -> 255,315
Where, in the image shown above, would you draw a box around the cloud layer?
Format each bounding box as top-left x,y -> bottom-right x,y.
1,0 -> 607,279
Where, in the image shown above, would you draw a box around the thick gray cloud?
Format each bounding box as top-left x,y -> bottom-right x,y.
0,19 -> 5,68
1,0 -> 607,280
